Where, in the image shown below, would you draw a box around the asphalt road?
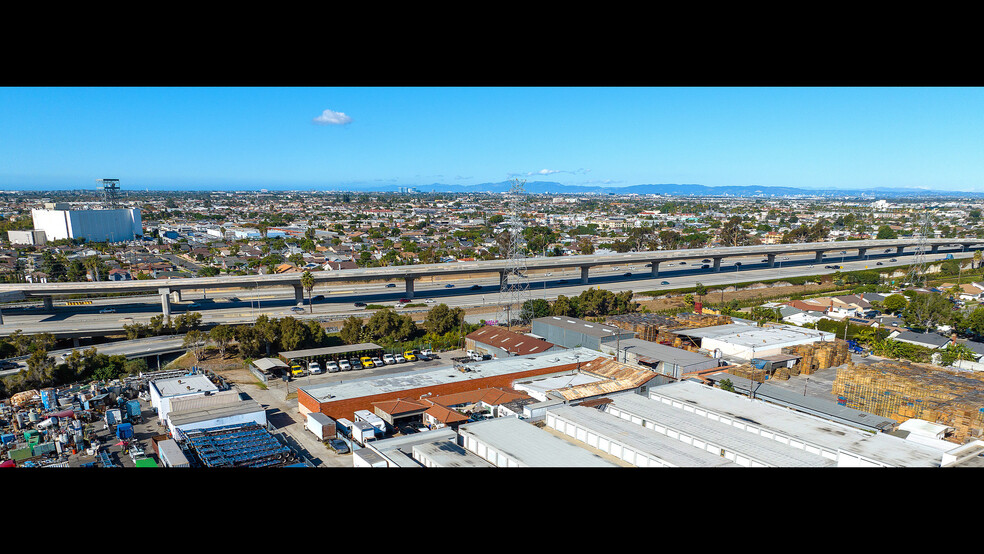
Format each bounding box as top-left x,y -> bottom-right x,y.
0,248 -> 971,338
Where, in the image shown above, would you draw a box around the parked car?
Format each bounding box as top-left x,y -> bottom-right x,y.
419,348 -> 434,359
325,361 -> 340,373
394,354 -> 406,363
360,356 -> 375,369
372,357 -> 385,367
329,438 -> 349,454
403,350 -> 416,362
308,361 -> 323,374
291,364 -> 305,377
383,354 -> 397,365
338,359 -> 351,371
349,358 -> 363,370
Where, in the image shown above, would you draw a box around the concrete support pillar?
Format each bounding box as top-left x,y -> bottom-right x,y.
713,258 -> 722,272
931,244 -> 940,254
767,253 -> 776,268
171,289 -> 182,303
857,247 -> 867,259
580,266 -> 590,284
72,337 -> 80,348
0,307 -> 4,325
404,276 -> 415,299
293,284 -> 304,304
158,287 -> 172,318
499,270 -> 507,288
815,250 -> 825,262
650,261 -> 659,277
896,246 -> 905,254
43,297 -> 53,311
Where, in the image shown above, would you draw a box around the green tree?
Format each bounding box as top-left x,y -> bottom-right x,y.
876,225 -> 898,239
209,324 -> 235,358
183,329 -> 208,362
340,316 -> 364,344
301,271 -> 315,314
520,298 -> 551,323
424,304 -> 465,336
882,293 -> 908,315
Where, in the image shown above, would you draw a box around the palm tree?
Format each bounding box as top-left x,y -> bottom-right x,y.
301,271 -> 315,314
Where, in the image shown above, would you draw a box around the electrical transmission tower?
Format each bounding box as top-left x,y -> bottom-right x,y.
904,207 -> 933,287
97,178 -> 121,208
497,179 -> 531,329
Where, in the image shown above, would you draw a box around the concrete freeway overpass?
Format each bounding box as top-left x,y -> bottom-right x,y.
1,238 -> 980,318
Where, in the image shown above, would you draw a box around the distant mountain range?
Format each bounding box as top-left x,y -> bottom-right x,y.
322,181 -> 984,198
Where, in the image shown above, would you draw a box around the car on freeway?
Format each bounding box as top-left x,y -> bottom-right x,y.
702,259 -> 711,263
385,283 -> 396,288
876,262 -> 883,265
354,302 -> 367,307
830,265 -> 841,269
890,258 -> 898,262
291,306 -> 305,313
99,307 -> 116,313
701,264 -> 709,269
313,294 -> 325,301
761,259 -> 768,262
338,359 -> 351,371
734,262 -> 742,266
679,261 -> 687,265
622,272 -> 632,277
885,249 -> 893,253
424,298 -> 435,303
383,354 -> 397,365
398,298 -> 411,304
470,284 -> 481,290
445,284 -> 455,288
325,361 -> 340,373
329,438 -> 349,454
188,303 -> 201,309
660,281 -> 670,285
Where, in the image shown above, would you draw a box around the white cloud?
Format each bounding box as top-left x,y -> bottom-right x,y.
312,108 -> 352,126
522,168 -> 591,177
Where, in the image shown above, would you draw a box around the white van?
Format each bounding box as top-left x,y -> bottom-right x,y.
325,360 -> 340,373
308,361 -> 323,374
338,359 -> 351,371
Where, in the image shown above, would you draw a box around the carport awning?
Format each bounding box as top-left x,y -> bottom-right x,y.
280,343 -> 382,359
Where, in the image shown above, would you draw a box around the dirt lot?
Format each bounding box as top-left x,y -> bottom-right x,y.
636,280 -> 840,312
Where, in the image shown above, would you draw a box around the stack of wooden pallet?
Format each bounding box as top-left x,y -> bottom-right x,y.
728,363 -> 768,383
783,340 -> 850,375
832,359 -> 984,443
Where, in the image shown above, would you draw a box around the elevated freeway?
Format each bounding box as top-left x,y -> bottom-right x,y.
1,238 -> 980,321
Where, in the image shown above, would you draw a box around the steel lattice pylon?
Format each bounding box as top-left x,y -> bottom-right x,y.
496,179 -> 531,328
904,208 -> 932,287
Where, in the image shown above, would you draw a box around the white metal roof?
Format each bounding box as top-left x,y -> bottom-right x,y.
457,416 -> 619,467
151,374 -> 218,399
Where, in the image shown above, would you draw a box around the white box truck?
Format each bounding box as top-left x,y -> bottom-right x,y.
306,412 -> 336,441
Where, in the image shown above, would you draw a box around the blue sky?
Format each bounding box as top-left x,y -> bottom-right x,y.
2,86 -> 983,192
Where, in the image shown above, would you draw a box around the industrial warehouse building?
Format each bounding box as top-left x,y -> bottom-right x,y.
148,374 -> 219,424
31,206 -> 142,243
531,316 -> 636,351
457,416 -> 621,467
465,325 -> 564,358
7,229 -> 46,246
673,323 -> 835,360
601,337 -> 722,379
297,347 -> 606,421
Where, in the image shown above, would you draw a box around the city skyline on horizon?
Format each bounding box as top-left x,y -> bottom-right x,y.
3,86 -> 984,193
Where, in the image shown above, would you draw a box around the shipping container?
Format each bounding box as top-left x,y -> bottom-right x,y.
305,412 -> 337,441
125,400 -> 142,420
31,442 -> 56,457
0,433 -> 15,445
105,408 -> 122,426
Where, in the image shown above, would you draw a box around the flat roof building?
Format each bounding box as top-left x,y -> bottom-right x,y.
602,337 -> 722,379
675,323 -> 835,360
297,347 -> 606,421
457,416 -> 621,467
531,316 -> 635,352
